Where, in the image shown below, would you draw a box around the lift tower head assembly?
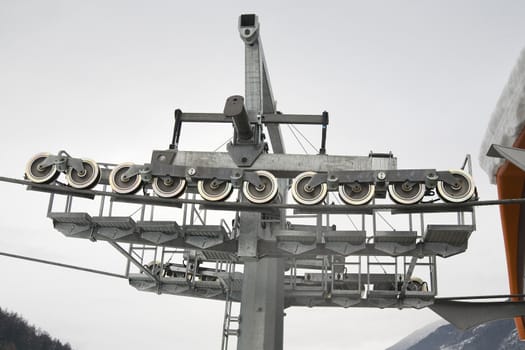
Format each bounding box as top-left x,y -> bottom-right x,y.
16,13 -> 525,350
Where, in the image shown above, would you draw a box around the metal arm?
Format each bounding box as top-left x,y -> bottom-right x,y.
239,14 -> 284,154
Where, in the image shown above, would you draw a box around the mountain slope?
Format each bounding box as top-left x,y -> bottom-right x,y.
388,319 -> 525,350
387,320 -> 446,350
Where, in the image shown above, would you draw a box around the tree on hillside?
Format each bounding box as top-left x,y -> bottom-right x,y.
0,307 -> 72,350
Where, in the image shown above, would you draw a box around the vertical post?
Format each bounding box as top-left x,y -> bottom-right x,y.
237,258 -> 284,349
236,14 -> 285,350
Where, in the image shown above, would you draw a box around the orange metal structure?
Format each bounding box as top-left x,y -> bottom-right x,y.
496,129 -> 525,338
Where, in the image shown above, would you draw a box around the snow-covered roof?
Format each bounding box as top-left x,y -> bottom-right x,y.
479,48 -> 525,184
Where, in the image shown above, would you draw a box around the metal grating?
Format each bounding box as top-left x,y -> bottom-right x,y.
275,230 -> 317,244
324,230 -> 366,244
137,221 -> 180,234
92,216 -> 135,229
184,225 -> 226,238
375,231 -> 417,244
202,250 -> 237,262
49,212 -> 92,225
424,225 -> 474,246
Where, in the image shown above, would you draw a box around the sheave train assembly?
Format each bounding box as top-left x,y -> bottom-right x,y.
24,93 -> 475,206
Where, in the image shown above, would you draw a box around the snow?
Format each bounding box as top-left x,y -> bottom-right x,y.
441,336 -> 474,350
479,48 -> 525,183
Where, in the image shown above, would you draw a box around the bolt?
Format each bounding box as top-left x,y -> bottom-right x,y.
187,168 -> 196,176
426,172 -> 439,181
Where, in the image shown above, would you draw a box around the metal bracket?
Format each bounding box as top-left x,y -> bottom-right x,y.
436,171 -> 461,187
122,164 -> 149,182
244,171 -> 264,188
305,172 -> 328,189
334,170 -> 376,184
487,143 -> 525,172
39,152 -> 85,173
150,150 -> 177,175
382,169 -> 436,183
227,142 -> 265,167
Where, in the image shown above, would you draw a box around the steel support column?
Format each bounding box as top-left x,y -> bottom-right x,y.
237,257 -> 285,350
237,14 -> 286,350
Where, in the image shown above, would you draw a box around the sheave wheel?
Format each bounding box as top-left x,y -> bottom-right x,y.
242,170 -> 278,204
25,153 -> 59,184
197,179 -> 233,202
109,163 -> 142,194
437,169 -> 475,203
291,171 -> 327,205
339,182 -> 375,205
66,159 -> 100,189
152,176 -> 186,198
388,182 -> 425,205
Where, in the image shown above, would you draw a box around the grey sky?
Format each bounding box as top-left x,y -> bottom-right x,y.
1,1 -> 524,349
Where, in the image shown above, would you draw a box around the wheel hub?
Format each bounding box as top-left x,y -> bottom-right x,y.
351,184 -> 362,192
401,182 -> 413,192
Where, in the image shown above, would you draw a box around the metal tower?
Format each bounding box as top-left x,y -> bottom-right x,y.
11,13 -> 517,350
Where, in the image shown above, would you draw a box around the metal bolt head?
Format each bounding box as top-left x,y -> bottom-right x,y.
426,172 -> 439,181
187,168 -> 196,176
377,171 -> 386,180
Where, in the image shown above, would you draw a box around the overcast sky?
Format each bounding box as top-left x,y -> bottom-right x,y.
1,1 -> 525,349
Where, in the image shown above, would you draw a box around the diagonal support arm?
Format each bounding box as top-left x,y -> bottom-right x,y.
108,241 -> 160,283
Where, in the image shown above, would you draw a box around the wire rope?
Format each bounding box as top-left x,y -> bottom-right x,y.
286,125 -> 309,154
0,250 -> 126,279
